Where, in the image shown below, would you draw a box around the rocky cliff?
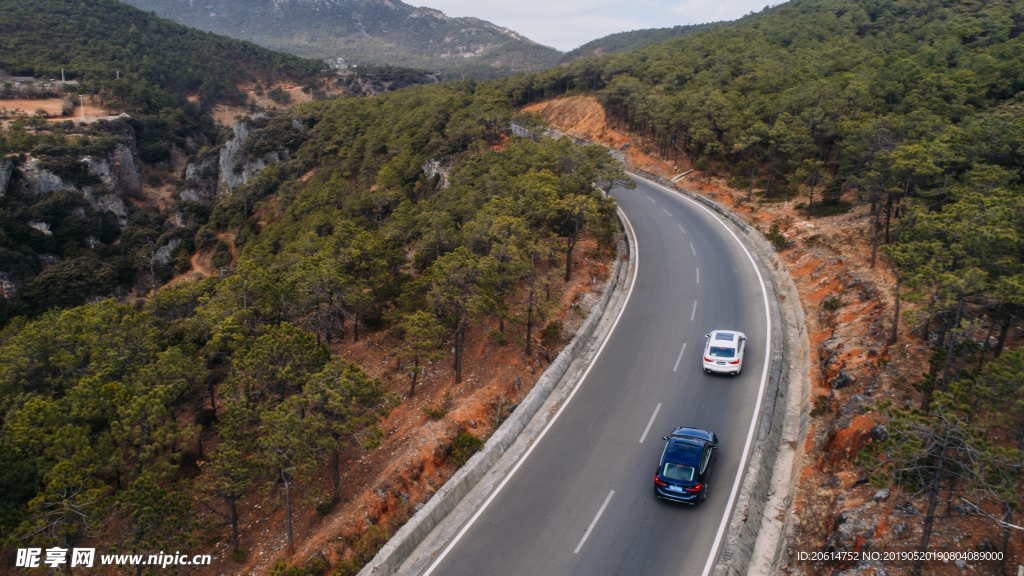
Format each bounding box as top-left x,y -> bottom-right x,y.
182,113 -> 288,203
16,145 -> 142,227
84,143 -> 143,197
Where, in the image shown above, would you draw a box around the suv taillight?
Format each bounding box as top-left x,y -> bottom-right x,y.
654,476 -> 667,487
685,483 -> 702,492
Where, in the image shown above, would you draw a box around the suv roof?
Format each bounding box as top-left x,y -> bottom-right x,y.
665,438 -> 703,465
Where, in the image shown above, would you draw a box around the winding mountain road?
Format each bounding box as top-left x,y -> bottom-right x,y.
408,176 -> 773,576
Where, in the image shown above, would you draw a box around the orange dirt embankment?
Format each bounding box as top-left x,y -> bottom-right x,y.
527,95 -> 1018,574
523,95 -> 685,179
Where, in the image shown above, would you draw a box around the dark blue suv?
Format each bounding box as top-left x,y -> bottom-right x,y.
654,427 -> 719,504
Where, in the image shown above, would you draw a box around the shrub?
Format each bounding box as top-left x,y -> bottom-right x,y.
268,86 -> 291,104
765,222 -> 789,251
822,295 -> 842,311
315,499 -> 336,516
331,559 -> 361,576
304,555 -> 330,576
810,395 -> 831,417
727,176 -> 748,190
423,406 -> 446,420
449,432 -> 483,468
269,560 -> 307,576
212,241 -> 232,268
195,226 -> 217,250
809,200 -> 852,217
542,320 -> 562,342
228,548 -> 248,563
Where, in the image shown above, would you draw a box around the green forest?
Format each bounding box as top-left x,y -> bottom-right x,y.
495,0 -> 1024,348
3,0 -> 1024,572
491,0 -> 1024,567
0,0 -> 330,325
0,0 -> 324,112
558,23 -> 718,63
0,79 -> 626,566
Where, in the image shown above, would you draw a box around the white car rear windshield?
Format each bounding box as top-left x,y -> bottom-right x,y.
709,346 -> 735,358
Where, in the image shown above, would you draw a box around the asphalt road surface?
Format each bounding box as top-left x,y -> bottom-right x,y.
420,176 -> 772,576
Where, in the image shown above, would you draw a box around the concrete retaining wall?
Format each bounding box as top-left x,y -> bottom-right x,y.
357,221 -> 631,576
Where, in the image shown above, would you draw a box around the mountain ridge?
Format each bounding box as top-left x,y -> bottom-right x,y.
121,0 -> 564,79
558,23 -> 720,63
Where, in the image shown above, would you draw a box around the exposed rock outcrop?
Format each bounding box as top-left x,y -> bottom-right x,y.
83,188 -> 129,227
0,159 -> 12,197
152,238 -> 181,265
29,221 -> 52,235
217,115 -> 285,193
422,158 -> 452,188
219,121 -> 257,191
20,158 -> 77,195
84,144 -> 142,196
181,156 -> 219,203
0,271 -> 17,300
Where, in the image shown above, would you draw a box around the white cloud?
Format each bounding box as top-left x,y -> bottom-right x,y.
416,0 -> 767,51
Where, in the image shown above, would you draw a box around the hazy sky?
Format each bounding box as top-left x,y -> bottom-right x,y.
418,0 -> 771,52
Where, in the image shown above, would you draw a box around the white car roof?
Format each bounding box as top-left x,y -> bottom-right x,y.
708,330 -> 746,346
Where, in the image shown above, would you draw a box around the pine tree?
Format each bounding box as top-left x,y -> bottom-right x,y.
258,397 -> 328,556
397,310 -> 445,398
304,359 -> 388,503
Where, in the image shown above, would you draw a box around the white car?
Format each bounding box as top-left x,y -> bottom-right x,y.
702,330 -> 747,375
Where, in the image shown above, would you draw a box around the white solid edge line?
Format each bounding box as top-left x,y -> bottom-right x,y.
639,403 -> 663,443
672,343 -> 686,372
691,300 -> 697,321
633,175 -> 772,576
574,490 -> 615,554
422,208 -> 640,576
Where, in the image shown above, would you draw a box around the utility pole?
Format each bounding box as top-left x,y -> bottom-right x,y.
80,95 -> 85,120
116,71 -> 120,80
61,68 -> 65,82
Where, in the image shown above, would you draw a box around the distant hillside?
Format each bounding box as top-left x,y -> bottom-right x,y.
0,0 -> 327,324
559,24 -> 718,63
0,0 -> 324,112
121,0 -> 563,80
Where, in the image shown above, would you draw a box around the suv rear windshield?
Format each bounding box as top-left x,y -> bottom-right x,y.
661,462 -> 696,482
709,346 -> 735,357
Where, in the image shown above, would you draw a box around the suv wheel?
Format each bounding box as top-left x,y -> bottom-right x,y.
700,483 -> 708,502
